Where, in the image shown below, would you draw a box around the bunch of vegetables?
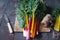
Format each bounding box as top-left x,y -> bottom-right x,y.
52,8 -> 60,31
16,0 -> 40,38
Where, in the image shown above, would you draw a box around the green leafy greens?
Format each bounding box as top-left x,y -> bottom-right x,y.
52,8 -> 60,18
16,0 -> 40,28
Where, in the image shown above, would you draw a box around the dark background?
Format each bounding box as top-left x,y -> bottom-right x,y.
0,0 -> 60,40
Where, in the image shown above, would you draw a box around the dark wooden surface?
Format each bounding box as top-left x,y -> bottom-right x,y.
0,0 -> 60,40
0,0 -> 15,40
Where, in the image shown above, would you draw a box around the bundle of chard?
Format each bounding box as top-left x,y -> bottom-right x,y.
52,8 -> 60,31
16,0 -> 40,39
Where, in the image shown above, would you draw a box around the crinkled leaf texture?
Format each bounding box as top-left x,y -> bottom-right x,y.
15,0 -> 40,28
16,8 -> 26,28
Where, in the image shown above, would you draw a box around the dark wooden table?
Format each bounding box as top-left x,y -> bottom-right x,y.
0,0 -> 60,40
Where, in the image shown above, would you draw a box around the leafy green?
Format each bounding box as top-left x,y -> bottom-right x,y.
52,8 -> 60,18
36,1 -> 47,20
16,0 -> 40,28
16,8 -> 26,28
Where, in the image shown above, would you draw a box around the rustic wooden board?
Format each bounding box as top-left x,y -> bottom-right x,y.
14,17 -> 23,32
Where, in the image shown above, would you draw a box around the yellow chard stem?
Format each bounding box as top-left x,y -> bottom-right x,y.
25,13 -> 29,28
54,15 -> 60,31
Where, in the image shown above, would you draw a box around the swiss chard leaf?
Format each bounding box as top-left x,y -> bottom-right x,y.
16,0 -> 40,28
52,8 -> 60,18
